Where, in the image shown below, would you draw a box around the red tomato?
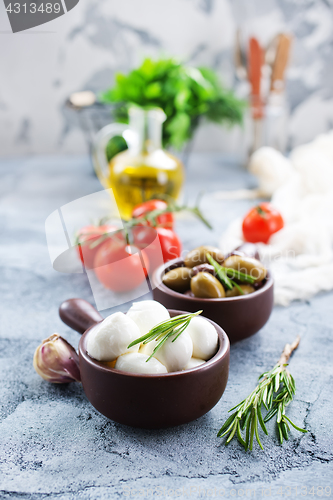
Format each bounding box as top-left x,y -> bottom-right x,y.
242,202 -> 284,244
76,224 -> 118,269
156,227 -> 182,261
133,226 -> 182,272
131,200 -> 174,229
93,238 -> 149,292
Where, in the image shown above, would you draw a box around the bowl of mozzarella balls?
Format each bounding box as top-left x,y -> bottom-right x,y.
78,300 -> 230,428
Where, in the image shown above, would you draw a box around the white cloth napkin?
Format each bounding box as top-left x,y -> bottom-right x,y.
219,131 -> 333,306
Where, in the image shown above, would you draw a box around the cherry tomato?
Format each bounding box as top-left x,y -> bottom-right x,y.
76,224 -> 118,269
156,227 -> 182,261
242,202 -> 284,244
93,237 -> 149,292
131,200 -> 174,229
133,226 -> 182,272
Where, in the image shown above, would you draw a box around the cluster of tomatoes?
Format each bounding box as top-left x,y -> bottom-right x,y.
76,198 -> 284,293
76,200 -> 182,292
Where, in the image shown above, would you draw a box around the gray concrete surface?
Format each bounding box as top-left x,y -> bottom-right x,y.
0,154 -> 332,499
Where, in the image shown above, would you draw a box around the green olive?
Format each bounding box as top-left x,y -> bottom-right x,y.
162,267 -> 192,293
226,284 -> 256,297
184,246 -> 224,268
190,272 -> 225,298
223,255 -> 267,283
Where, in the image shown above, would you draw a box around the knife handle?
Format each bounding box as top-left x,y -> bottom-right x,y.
270,33 -> 292,92
59,298 -> 103,334
248,37 -> 264,119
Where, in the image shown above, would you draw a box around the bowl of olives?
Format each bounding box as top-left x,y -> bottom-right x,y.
152,244 -> 274,343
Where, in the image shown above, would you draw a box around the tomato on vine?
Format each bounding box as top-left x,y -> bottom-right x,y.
93,237 -> 149,292
76,224 -> 118,269
131,199 -> 174,229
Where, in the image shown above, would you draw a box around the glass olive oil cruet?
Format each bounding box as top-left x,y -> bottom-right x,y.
93,105 -> 185,219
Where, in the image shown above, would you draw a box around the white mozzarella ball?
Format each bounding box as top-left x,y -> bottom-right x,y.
115,353 -> 167,374
86,312 -> 140,361
139,341 -> 155,357
185,357 -> 206,370
127,300 -> 170,336
185,316 -> 218,360
154,331 -> 193,372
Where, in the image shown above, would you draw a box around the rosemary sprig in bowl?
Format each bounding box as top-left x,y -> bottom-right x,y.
217,336 -> 307,450
128,311 -> 203,362
206,253 -> 256,294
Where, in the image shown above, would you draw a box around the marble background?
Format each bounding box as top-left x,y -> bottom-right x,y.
0,0 -> 333,156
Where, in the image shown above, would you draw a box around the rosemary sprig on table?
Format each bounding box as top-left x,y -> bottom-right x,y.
206,253 -> 256,293
217,336 -> 307,450
128,311 -> 203,362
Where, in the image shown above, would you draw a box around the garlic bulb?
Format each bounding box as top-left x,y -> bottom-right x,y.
127,300 -> 170,336
115,353 -> 167,374
33,334 -> 81,383
248,147 -> 294,197
154,331 -> 193,372
185,316 -> 218,360
86,312 -> 140,361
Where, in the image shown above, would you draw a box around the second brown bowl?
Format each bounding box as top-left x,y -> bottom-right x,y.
152,258 -> 274,344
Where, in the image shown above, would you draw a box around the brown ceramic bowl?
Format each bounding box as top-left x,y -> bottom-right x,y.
59,298 -> 230,429
152,258 -> 274,344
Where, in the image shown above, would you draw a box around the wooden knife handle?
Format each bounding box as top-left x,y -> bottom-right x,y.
248,37 -> 264,119
270,33 -> 292,91
59,298 -> 103,334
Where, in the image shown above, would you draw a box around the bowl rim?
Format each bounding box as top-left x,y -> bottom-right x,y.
152,257 -> 273,302
79,308 -> 230,379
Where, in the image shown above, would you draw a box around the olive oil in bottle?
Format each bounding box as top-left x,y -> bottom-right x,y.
106,107 -> 185,219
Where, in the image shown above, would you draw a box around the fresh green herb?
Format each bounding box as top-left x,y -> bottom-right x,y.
100,57 -> 245,150
229,281 -> 245,295
206,253 -> 233,290
217,336 -> 307,450
224,268 -> 256,284
206,254 -> 256,290
127,311 -> 202,362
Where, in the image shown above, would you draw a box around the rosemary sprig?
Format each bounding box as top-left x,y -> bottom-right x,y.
206,253 -> 233,290
127,311 -> 203,362
206,254 -> 256,290
217,336 -> 307,450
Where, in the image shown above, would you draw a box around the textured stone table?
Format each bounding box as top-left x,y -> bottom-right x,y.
1,155 -> 332,499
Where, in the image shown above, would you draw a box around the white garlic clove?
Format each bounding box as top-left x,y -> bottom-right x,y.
115,353 -> 167,374
154,331 -> 193,372
185,357 -> 206,370
185,316 -> 218,360
127,300 -> 170,336
86,312 -> 140,361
